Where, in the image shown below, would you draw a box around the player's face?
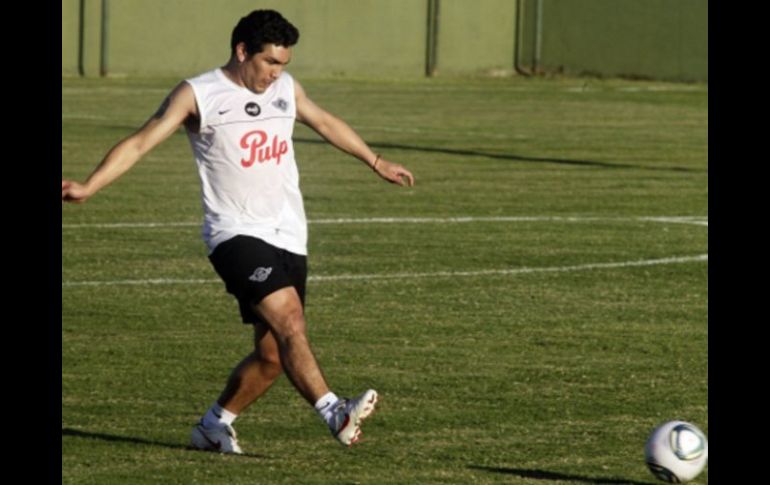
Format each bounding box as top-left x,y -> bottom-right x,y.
239,43 -> 292,93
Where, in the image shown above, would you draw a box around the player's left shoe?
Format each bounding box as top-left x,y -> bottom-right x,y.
190,421 -> 243,454
328,389 -> 378,446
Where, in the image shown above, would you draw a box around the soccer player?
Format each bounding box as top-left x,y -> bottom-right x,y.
62,9 -> 414,454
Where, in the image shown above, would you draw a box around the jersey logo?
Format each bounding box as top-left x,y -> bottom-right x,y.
240,130 -> 289,167
244,102 -> 261,117
272,98 -> 289,112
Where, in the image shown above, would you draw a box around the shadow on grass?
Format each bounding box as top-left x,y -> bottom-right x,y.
468,465 -> 654,485
294,137 -> 703,173
97,127 -> 701,173
62,427 -> 266,459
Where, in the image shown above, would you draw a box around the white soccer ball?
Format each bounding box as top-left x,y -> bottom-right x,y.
644,420 -> 708,483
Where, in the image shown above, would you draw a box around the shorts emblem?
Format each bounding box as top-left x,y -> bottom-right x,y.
248,267 -> 273,283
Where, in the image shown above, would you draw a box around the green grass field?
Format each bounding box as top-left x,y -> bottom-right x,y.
62,75 -> 707,484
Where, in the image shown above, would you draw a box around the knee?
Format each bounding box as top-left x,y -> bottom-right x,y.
261,351 -> 283,380
254,289 -> 308,340
273,308 -> 308,341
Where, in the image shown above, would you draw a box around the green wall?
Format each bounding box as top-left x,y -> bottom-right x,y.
435,0 -> 517,76
62,0 -> 105,77
62,0 -> 707,82
62,0 -> 81,76
518,0 -> 708,82
99,0 -> 426,78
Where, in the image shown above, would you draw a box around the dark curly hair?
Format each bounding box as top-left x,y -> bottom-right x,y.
230,10 -> 300,57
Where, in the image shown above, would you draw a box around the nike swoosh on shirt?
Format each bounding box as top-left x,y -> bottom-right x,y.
218,109 -> 231,115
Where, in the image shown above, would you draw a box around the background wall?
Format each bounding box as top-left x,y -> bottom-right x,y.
62,0 -> 707,82
517,0 -> 708,82
104,0 -> 426,79
62,0 -> 81,76
434,0 -> 517,76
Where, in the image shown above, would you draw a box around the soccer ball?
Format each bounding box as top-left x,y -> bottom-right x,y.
644,420 -> 708,483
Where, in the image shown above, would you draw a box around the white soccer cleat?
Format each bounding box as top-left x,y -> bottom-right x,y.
190,421 -> 243,454
329,389 -> 378,446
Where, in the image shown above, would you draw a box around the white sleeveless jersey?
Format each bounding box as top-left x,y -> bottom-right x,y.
185,69 -> 307,255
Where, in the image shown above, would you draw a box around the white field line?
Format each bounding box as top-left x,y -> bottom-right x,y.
637,216 -> 709,227
61,215 -> 708,229
311,254 -> 708,282
62,254 -> 707,288
62,215 -> 707,288
62,221 -> 200,229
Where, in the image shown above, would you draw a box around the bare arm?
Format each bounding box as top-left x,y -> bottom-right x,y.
294,79 -> 414,187
62,81 -> 198,203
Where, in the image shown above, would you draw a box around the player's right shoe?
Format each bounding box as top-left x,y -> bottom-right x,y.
190,421 -> 243,454
328,389 -> 378,446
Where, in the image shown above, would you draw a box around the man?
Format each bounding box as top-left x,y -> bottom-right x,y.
62,9 -> 414,454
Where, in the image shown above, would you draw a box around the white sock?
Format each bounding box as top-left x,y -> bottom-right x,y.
314,392 -> 340,424
201,402 -> 238,429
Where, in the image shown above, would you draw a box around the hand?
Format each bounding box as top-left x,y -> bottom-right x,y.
62,180 -> 92,203
373,158 -> 415,187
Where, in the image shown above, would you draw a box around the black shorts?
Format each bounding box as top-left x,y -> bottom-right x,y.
208,235 -> 307,324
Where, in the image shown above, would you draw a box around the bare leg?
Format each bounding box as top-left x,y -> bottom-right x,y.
253,286 -> 330,404
217,324 -> 283,414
